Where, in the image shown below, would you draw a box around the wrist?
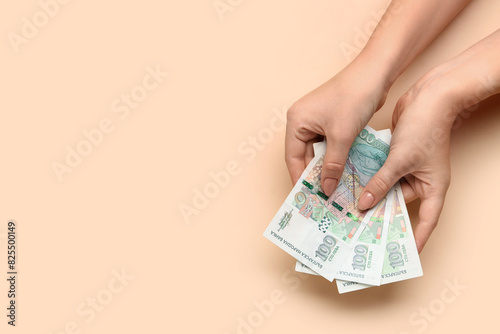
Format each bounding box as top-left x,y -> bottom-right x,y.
428,69 -> 499,126
413,75 -> 464,130
343,52 -> 395,110
419,30 -> 500,124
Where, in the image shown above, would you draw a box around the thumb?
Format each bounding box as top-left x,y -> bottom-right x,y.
321,136 -> 352,196
358,156 -> 406,211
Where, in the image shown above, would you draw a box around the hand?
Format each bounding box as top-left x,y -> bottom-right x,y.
358,75 -> 455,253
285,61 -> 389,196
358,28 -> 500,253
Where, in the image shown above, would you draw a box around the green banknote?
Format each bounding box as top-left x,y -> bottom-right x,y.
336,182 -> 423,293
334,190 -> 392,285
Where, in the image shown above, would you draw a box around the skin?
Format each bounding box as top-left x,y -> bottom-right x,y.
286,0 -> 500,252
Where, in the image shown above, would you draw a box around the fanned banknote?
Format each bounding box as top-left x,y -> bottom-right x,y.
296,194 -> 392,286
334,189 -> 392,285
336,182 -> 423,293
264,126 -> 390,281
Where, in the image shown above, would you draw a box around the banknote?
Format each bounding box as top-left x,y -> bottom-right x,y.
296,189 -> 393,285
334,189 -> 393,285
336,182 -> 423,293
296,129 -> 392,283
264,126 -> 390,281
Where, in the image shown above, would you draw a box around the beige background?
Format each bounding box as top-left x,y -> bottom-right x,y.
1,0 -> 500,333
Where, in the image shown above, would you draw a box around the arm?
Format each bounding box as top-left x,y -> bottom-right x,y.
361,0 -> 474,89
358,28 -> 500,252
286,0 -> 473,196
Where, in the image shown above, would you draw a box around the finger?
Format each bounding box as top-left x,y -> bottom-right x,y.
358,155 -> 408,210
392,93 -> 408,129
413,195 -> 445,253
285,130 -> 307,185
304,140 -> 315,167
400,178 -> 418,203
392,103 -> 402,129
321,134 -> 352,196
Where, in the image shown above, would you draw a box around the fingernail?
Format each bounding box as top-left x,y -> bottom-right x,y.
323,178 -> 338,196
358,191 -> 374,211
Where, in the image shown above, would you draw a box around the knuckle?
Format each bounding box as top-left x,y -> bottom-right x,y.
287,102 -> 303,121
397,91 -> 411,108
389,154 -> 411,175
334,134 -> 353,146
422,219 -> 438,229
371,175 -> 391,193
323,161 -> 344,174
430,173 -> 451,195
392,107 -> 401,127
287,106 -> 307,131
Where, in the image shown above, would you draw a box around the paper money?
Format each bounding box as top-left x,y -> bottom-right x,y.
263,126 -> 390,281
336,182 -> 423,293
334,189 -> 393,285
295,190 -> 393,285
